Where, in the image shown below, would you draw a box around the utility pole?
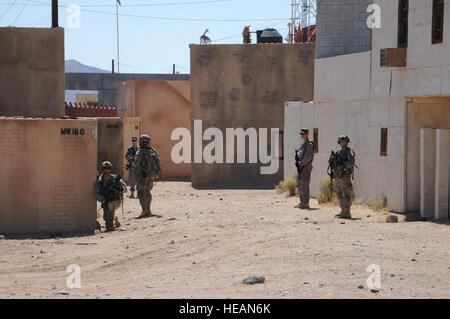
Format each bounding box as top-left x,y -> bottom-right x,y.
116,0 -> 120,73
52,0 -> 58,28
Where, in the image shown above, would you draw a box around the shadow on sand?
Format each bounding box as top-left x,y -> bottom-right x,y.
2,231 -> 96,240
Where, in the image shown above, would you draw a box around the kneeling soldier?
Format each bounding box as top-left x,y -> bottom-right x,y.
93,161 -> 127,232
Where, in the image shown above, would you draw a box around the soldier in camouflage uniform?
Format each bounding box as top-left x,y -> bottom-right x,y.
334,135 -> 355,219
125,136 -> 139,198
93,161 -> 127,231
131,134 -> 161,218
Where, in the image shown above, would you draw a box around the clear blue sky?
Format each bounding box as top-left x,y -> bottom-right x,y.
0,0 -> 294,73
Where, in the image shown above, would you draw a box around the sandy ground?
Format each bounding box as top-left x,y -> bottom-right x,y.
1,181 -> 450,299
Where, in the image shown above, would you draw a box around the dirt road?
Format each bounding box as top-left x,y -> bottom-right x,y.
1,182 -> 449,299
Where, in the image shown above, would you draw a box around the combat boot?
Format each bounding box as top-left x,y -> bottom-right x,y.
335,209 -> 344,218
295,203 -> 310,209
114,216 -> 121,229
344,208 -> 352,219
137,208 -> 152,219
337,208 -> 352,219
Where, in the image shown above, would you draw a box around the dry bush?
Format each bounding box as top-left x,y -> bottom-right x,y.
275,175 -> 299,197
317,177 -> 337,204
367,196 -> 389,211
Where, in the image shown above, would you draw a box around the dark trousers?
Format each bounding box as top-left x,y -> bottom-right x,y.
297,164 -> 312,205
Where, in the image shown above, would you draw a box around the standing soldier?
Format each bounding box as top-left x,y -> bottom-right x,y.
295,128 -> 314,209
125,136 -> 139,198
132,134 -> 161,218
93,161 -> 127,232
332,135 -> 355,219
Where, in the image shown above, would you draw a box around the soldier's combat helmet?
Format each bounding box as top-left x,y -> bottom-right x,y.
131,136 -> 138,142
139,134 -> 151,145
102,161 -> 113,169
337,135 -> 350,144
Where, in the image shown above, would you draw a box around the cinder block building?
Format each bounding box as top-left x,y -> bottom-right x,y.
285,0 -> 450,217
190,43 -> 315,187
0,27 -> 99,234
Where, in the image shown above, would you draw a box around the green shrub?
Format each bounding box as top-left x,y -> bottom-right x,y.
317,177 -> 337,204
275,174 -> 299,197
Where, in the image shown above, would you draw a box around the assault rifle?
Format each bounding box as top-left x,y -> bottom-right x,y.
125,151 -> 137,170
295,149 -> 302,178
327,151 -> 340,194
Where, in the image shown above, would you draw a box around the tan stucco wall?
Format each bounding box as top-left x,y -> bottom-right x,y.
190,43 -> 315,187
117,80 -> 191,179
0,27 -> 65,117
0,117 -> 97,234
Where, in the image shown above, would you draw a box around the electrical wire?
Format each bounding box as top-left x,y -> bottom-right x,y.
21,0 -> 289,23
67,0 -> 233,7
0,0 -> 18,20
11,0 -> 29,25
2,0 -> 233,7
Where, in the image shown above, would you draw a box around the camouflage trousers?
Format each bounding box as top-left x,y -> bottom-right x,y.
137,175 -> 154,212
297,164 -> 312,206
334,175 -> 353,209
102,207 -> 115,231
128,168 -> 137,192
103,200 -> 121,230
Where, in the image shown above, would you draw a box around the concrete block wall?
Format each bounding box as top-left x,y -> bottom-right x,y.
0,117 -> 97,234
435,129 -> 449,219
420,128 -> 436,218
190,43 -> 315,187
371,0 -> 450,98
0,27 -> 65,117
420,128 -> 450,220
316,0 -> 373,59
66,73 -> 190,106
286,52 -> 407,212
284,102 -> 302,181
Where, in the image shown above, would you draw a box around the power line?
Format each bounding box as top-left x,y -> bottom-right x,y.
3,0 -> 233,7
11,0 -> 29,25
66,0 -> 233,7
18,0 -> 289,23
0,0 -> 18,20
80,8 -> 289,22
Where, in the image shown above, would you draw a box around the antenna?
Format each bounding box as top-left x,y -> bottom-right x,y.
289,0 -> 317,43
